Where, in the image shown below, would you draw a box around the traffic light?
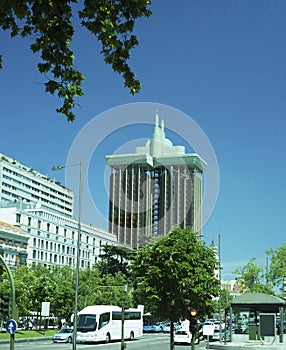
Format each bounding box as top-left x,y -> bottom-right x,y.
1,294 -> 10,317
189,308 -> 198,334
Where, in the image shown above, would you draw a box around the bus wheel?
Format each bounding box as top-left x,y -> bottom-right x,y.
129,331 -> 134,341
105,333 -> 111,343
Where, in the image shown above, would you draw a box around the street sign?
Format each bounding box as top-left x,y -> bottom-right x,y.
41,301 -> 50,317
5,319 -> 17,335
203,324 -> 215,336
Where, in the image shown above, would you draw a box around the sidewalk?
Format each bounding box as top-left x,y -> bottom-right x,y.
209,334 -> 285,350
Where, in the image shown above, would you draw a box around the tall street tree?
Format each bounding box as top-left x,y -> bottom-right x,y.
0,0 -> 152,121
267,242 -> 286,297
233,258 -> 274,295
97,244 -> 134,278
132,227 -> 220,350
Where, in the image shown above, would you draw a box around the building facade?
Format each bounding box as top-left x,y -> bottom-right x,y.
0,153 -> 74,218
0,202 -> 119,269
105,114 -> 207,248
0,152 -> 120,269
0,221 -> 28,269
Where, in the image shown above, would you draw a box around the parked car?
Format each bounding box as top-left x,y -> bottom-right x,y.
163,323 -> 171,333
52,327 -> 73,343
154,322 -> 165,332
163,322 -> 181,333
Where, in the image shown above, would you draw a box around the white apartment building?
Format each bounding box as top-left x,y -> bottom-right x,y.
0,152 -> 121,269
0,203 -> 120,269
0,153 -> 74,218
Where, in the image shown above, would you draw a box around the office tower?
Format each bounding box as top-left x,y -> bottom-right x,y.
106,114 -> 207,248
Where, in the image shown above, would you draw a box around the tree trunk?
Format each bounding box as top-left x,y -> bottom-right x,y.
170,321 -> 175,350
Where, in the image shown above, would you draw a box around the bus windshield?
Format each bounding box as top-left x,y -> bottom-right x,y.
77,314 -> 97,332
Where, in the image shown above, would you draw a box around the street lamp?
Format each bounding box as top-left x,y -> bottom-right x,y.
52,161 -> 83,350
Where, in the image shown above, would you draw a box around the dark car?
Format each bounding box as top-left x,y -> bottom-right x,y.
52,327 -> 73,343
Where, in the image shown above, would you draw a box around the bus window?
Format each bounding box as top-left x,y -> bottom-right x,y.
78,314 -> 97,332
98,312 -> 110,329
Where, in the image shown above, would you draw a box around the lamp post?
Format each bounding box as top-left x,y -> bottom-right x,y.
52,161 -> 83,350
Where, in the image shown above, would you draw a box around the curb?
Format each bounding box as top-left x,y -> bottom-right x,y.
0,337 -> 52,344
209,342 -> 285,350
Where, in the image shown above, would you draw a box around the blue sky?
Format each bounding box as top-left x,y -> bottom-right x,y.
1,1 -> 286,280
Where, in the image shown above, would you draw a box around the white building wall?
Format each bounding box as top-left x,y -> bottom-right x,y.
0,221 -> 29,268
0,153 -> 74,217
0,152 -> 128,270
0,204 -> 121,269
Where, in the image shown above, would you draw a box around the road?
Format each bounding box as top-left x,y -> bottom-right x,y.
1,333 -> 207,350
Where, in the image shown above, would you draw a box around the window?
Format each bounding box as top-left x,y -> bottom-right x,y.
113,311 -> 141,320
16,213 -> 21,223
99,313 -> 110,329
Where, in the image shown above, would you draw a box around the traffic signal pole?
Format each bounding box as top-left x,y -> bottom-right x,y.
0,254 -> 16,350
189,309 -> 198,350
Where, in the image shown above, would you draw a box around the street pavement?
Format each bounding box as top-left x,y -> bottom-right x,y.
209,334 -> 286,350
1,333 -> 285,349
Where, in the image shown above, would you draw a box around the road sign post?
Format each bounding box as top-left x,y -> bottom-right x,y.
0,253 -> 17,350
5,319 -> 17,350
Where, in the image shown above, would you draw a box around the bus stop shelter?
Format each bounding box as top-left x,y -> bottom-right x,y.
230,292 -> 286,343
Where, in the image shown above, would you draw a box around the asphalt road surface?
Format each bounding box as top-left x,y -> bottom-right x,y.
1,333 -> 207,350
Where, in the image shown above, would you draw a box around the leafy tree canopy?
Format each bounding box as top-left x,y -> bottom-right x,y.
132,227 -> 220,323
0,0 -> 152,121
97,244 -> 134,278
233,258 -> 274,295
0,263 -> 134,322
266,242 -> 286,296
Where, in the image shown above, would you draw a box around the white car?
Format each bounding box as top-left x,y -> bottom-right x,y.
214,320 -> 225,330
174,329 -> 192,344
174,329 -> 199,345
52,327 -> 73,343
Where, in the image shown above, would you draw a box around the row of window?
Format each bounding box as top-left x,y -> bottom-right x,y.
1,189 -> 72,215
3,175 -> 72,207
0,237 -> 27,249
3,167 -> 73,200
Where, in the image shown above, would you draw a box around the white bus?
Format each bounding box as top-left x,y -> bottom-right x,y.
76,305 -> 144,343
